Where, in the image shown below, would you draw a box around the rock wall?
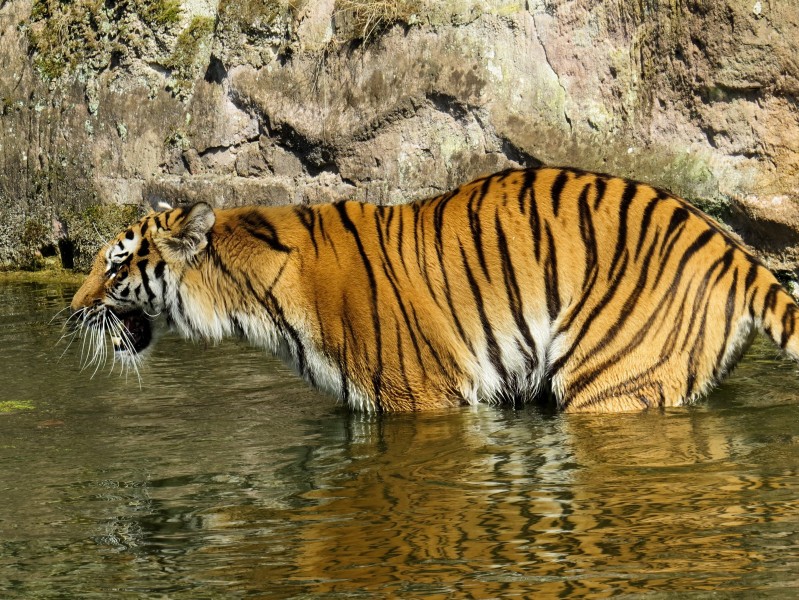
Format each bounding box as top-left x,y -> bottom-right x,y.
1,0 -> 798,273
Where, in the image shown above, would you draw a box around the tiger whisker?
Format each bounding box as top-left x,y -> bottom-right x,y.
57,328 -> 81,362
106,311 -> 143,385
49,305 -> 74,326
88,320 -> 107,378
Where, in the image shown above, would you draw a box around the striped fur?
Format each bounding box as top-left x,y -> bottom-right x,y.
71,167 -> 799,412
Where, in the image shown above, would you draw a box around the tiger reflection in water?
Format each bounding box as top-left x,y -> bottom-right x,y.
189,404 -> 779,597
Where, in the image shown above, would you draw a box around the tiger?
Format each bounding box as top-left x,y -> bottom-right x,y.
69,166 -> 799,412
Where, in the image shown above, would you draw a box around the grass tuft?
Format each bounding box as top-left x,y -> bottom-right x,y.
335,0 -> 422,42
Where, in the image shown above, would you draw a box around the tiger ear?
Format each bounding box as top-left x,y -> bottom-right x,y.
148,194 -> 174,213
156,202 -> 216,264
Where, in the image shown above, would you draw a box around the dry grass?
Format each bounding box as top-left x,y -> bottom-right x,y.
335,0 -> 422,41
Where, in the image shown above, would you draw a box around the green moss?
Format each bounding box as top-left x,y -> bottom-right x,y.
27,0 -> 106,80
0,401 -> 35,413
163,126 -> 190,150
74,204 -> 139,237
63,204 -> 140,272
218,0 -> 292,29
218,0 -> 306,32
138,0 -> 182,28
0,268 -> 84,284
25,0 -> 183,82
166,16 -> 216,96
18,218 -> 52,270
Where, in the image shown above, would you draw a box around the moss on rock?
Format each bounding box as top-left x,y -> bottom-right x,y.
62,204 -> 140,272
166,15 -> 216,97
25,0 -> 183,82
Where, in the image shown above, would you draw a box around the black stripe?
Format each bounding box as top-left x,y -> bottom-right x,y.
153,260 -> 166,280
383,204 -> 394,235
294,206 -> 319,257
660,207 -> 690,257
675,248 -> 735,356
517,168 -> 536,215
334,202 -> 383,410
714,268 -> 740,373
459,245 -> 508,384
394,320 -> 417,410
550,170 -> 569,217
338,332 -> 351,406
409,304 -> 452,375
592,177 -> 607,211
577,182 -> 598,289
551,251 -> 630,381
468,188 -> 492,282
241,211 -> 291,253
432,205 -> 473,351
373,210 -> 426,369
528,175 -> 542,262
544,225 -> 561,321
169,206 -> 187,226
634,196 -> 660,261
575,380 -> 664,411
137,237 -> 150,257
652,207 -> 690,288
412,202 -> 423,272
412,202 -> 439,307
585,230 -> 662,362
495,211 -> 538,365
137,259 -> 155,301
744,260 -> 759,291
396,207 -> 408,275
375,209 -> 402,287
253,275 -> 314,388
761,283 -> 781,321
317,209 -> 330,245
576,231 -> 715,387
781,304 -> 797,349
654,227 -> 716,291
208,243 -> 313,386
608,181 -> 638,280
573,303 -> 689,409
140,220 -> 149,236
478,173 -> 494,205
207,244 -> 238,284
497,168 -> 517,182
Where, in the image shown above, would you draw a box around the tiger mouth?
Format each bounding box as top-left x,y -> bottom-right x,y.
112,310 -> 152,354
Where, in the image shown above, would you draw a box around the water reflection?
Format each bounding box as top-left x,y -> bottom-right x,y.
196,405 -> 799,598
1,280 -> 799,597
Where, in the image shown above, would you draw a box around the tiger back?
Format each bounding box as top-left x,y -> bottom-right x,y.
70,167 -> 799,412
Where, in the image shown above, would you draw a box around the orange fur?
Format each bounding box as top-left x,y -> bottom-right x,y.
71,167 -> 799,412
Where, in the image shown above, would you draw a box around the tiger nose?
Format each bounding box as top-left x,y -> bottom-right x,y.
70,276 -> 104,311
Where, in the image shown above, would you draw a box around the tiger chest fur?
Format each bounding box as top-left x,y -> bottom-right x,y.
70,167 -> 799,412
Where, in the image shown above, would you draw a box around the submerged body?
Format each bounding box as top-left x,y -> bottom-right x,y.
71,167 -> 799,412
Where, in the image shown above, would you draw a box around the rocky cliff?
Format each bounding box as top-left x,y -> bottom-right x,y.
1,0 -> 797,275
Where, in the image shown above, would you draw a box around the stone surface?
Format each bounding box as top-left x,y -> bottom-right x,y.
0,0 -> 798,272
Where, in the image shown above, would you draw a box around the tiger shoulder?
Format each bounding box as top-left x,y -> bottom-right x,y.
70,166 -> 799,412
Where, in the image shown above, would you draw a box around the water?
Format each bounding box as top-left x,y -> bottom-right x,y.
1,280 -> 799,598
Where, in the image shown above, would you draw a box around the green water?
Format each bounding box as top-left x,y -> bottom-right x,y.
2,280 -> 799,598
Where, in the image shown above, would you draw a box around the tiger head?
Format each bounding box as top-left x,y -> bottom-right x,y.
70,203 -> 216,371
